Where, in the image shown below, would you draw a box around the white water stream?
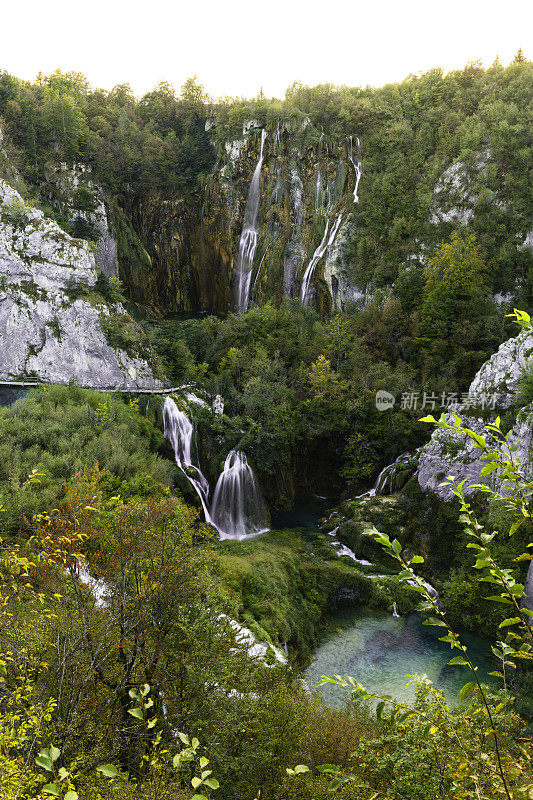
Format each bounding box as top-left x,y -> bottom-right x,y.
234,129 -> 267,314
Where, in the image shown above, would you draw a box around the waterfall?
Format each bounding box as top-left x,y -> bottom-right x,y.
250,241 -> 272,305
210,451 -> 270,541
163,397 -> 212,521
356,451 -> 416,500
274,121 -> 281,154
164,399 -> 269,541
283,166 -> 304,298
315,130 -> 324,214
272,165 -> 282,204
347,135 -> 362,204
234,129 -> 267,314
392,602 -> 400,619
300,214 -> 343,307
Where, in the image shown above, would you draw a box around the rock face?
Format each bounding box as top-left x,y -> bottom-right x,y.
44,163 -> 119,278
0,178 -> 162,389
195,118 -> 358,314
417,330 -> 533,499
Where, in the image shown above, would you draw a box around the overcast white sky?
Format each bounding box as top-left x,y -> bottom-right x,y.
2,0 -> 531,98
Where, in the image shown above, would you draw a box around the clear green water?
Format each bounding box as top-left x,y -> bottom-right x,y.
307,607 -> 496,708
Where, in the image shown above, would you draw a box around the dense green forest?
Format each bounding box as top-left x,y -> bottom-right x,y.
0,55 -> 533,800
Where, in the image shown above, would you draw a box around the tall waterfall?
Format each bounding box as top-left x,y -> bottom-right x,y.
347,135 -> 362,204
164,398 -> 269,541
210,451 -> 270,540
234,129 -> 267,314
300,214 -> 343,307
315,130 -> 324,214
163,397 -> 211,520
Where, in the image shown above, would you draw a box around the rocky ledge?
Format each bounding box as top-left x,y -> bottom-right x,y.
417,329 -> 533,499
0,178 -> 162,390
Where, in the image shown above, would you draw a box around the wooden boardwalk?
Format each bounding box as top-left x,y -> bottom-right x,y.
0,381 -> 182,394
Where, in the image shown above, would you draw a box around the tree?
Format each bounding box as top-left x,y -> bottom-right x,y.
417,230 -> 497,387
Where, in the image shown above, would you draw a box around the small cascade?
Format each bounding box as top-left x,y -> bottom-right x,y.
250,241 -> 273,304
283,166 -> 304,298
347,135 -> 362,204
163,397 -> 211,521
272,165 -> 282,204
392,602 -> 400,619
274,121 -> 281,154
234,129 -> 267,314
314,129 -> 324,214
300,213 -> 343,307
356,451 -> 415,500
210,451 -> 270,540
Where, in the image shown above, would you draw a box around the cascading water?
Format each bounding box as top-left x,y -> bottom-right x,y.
210,451 -> 270,540
347,135 -> 362,204
300,213 -> 343,307
274,121 -> 281,154
234,129 -> 267,314
164,398 -> 269,541
315,130 -> 324,214
163,397 -> 211,521
283,166 -> 304,298
356,450 -> 418,500
272,165 -> 282,204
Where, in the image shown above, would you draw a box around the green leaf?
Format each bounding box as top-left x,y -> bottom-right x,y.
480,462 -> 499,476
499,617 -> 521,628
36,754 -> 53,772
49,745 -> 60,762
448,656 -> 469,666
459,682 -> 475,700
509,520 -> 524,536
64,793 -> 79,800
127,707 -> 144,720
486,595 -> 513,605
204,777 -> 221,788
97,764 -> 121,778
147,717 -> 157,729
410,555 -> 424,564
191,776 -> 202,789
292,765 -> 309,774
42,785 -> 60,797
199,756 -> 209,769
178,732 -> 190,745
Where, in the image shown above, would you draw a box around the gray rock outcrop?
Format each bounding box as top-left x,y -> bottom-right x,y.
0,178 -> 162,390
44,162 -> 119,278
417,330 -> 533,499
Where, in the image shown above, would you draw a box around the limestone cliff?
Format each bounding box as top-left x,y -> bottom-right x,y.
0,175 -> 162,390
